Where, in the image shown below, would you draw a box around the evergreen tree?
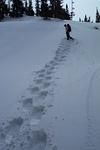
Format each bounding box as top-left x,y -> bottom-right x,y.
49,0 -> 62,18
35,0 -> 40,16
58,3 -> 70,20
49,0 -> 70,20
0,0 -> 8,21
66,4 -> 69,15
0,0 -> 4,21
88,16 -> 91,22
65,4 -> 70,20
49,0 -> 54,17
49,0 -> 69,19
8,0 -> 10,10
4,2 -> 9,16
79,17 -> 81,22
10,0 -> 24,17
96,8 -> 100,23
40,0 -> 49,19
27,0 -> 34,16
84,14 -> 87,22
0,0 -> 5,21
24,0 -> 28,14
54,0 -> 63,18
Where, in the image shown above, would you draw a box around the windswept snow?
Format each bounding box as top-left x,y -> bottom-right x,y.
0,17 -> 100,150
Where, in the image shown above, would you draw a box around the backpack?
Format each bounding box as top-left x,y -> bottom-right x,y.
67,24 -> 71,32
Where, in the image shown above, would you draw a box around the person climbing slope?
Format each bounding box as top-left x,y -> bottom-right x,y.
64,24 -> 74,40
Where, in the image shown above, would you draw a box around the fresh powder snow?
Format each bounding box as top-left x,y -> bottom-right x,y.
0,16 -> 100,150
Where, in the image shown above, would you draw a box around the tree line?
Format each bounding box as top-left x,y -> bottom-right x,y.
79,8 -> 100,23
0,0 -> 71,21
79,15 -> 91,23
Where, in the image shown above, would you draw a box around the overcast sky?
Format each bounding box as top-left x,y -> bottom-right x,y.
63,0 -> 100,21
32,0 -> 100,21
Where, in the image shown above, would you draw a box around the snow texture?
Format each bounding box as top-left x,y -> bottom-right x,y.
0,17 -> 100,150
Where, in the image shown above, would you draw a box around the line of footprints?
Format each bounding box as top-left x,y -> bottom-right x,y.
0,38 -> 72,150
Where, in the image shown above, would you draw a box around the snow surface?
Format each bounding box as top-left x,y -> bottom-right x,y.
0,17 -> 100,150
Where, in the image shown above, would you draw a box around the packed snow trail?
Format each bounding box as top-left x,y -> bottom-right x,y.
41,39 -> 100,150
0,38 -> 76,150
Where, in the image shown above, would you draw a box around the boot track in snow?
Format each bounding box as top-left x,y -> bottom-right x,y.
0,39 -> 77,150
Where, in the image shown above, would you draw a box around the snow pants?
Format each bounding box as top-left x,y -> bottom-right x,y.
66,31 -> 70,40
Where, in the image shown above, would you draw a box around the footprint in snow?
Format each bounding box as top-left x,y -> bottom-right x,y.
47,66 -> 55,71
21,97 -> 45,119
46,70 -> 54,75
31,105 -> 45,118
28,86 -> 40,95
52,145 -> 58,150
38,69 -> 46,73
0,117 -> 24,146
45,76 -> 52,81
38,73 -> 45,78
49,60 -> 55,65
42,82 -> 51,89
34,79 -> 44,85
0,128 -> 47,150
21,98 -> 34,114
22,98 -> 33,108
35,69 -> 45,75
29,105 -> 46,127
38,91 -> 48,99
45,64 -> 51,69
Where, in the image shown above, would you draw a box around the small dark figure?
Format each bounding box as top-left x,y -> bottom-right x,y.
64,24 -> 73,40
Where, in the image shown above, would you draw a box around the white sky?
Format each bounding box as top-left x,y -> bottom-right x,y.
32,0 -> 100,21
63,0 -> 100,21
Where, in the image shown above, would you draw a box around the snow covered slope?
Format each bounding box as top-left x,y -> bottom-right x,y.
0,17 -> 100,150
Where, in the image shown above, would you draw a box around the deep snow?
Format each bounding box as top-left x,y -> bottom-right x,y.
0,17 -> 100,150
